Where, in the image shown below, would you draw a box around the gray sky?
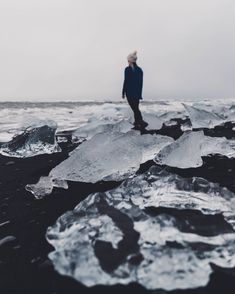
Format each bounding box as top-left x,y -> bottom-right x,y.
0,0 -> 235,101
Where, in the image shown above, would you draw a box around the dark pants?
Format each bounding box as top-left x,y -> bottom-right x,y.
127,98 -> 143,123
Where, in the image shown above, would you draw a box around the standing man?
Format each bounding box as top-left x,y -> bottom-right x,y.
122,51 -> 148,128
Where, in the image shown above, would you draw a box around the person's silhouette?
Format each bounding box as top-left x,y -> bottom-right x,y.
122,51 -> 148,128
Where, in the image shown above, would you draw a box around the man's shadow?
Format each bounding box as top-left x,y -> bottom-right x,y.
131,118 -> 187,140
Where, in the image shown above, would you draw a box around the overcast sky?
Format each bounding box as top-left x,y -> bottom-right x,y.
0,0 -> 235,101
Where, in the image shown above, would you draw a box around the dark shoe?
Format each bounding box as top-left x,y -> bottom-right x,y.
133,121 -> 148,130
140,120 -> 148,127
133,121 -> 143,129
134,120 -> 148,128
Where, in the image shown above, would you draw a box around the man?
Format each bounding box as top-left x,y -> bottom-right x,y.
122,51 -> 148,128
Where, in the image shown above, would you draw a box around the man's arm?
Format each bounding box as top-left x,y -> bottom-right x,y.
122,68 -> 128,98
139,68 -> 143,99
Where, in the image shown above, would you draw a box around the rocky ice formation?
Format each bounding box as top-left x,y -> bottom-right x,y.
46,166 -> 235,291
155,131 -> 235,168
26,131 -> 173,198
0,119 -> 61,158
183,104 -> 225,129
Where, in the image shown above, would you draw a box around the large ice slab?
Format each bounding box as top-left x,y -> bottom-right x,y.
0,119 -> 61,158
183,103 -> 225,129
155,131 -> 235,168
26,131 -> 173,198
46,166 -> 235,290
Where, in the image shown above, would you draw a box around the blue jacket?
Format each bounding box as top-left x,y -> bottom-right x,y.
122,64 -> 143,100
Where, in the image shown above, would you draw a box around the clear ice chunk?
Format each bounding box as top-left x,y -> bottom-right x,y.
141,113 -> 163,130
154,131 -> 204,168
72,119 -> 133,140
0,119 -> 61,158
201,136 -> 235,158
154,131 -> 235,168
183,103 -> 225,129
116,166 -> 234,215
26,131 -> 173,198
25,176 -> 68,199
46,166 -> 235,290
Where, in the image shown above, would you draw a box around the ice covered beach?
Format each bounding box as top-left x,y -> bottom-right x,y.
0,99 -> 235,294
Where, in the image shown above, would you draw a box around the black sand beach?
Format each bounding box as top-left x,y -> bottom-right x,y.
1,122 -> 235,294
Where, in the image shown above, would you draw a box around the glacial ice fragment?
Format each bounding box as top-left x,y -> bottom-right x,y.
115,166 -> 234,215
201,136 -> 235,158
183,104 -> 225,129
154,131 -> 204,168
27,131 -> 173,198
26,176 -> 68,199
154,131 -> 235,168
72,113 -> 163,142
0,119 -> 61,158
141,113 -> 163,130
46,166 -> 235,290
72,119 -> 133,140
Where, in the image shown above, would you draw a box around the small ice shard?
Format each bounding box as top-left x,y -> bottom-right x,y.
0,236 -> 17,247
46,166 -> 235,290
0,119 -> 61,158
183,103 -> 225,129
27,131 -> 173,198
159,110 -> 188,123
180,120 -> 192,131
164,120 -> 178,127
154,131 -> 204,168
26,176 -> 68,199
141,113 -> 163,130
26,176 -> 54,199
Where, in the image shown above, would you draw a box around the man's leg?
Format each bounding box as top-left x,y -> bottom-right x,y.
127,98 -> 143,123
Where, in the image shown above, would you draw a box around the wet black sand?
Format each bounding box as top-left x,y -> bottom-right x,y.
1,123 -> 235,294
